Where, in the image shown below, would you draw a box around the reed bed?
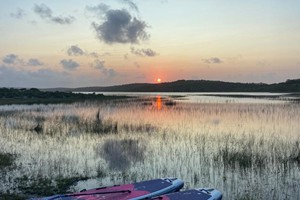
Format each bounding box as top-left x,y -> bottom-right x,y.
0,98 -> 300,199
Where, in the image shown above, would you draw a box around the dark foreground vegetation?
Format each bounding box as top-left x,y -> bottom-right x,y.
49,78 -> 300,93
0,88 -> 126,105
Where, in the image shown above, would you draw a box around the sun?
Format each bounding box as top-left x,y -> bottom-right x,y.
157,78 -> 162,83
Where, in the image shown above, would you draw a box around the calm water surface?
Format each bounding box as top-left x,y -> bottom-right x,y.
98,92 -> 288,104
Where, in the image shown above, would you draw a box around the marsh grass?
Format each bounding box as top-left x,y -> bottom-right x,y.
0,152 -> 17,170
218,146 -> 266,170
0,99 -> 300,199
0,193 -> 27,200
14,175 -> 88,196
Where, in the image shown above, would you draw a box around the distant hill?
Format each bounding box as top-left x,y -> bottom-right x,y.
43,79 -> 300,93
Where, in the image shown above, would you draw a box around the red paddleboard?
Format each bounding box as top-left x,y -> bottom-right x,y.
30,178 -> 184,200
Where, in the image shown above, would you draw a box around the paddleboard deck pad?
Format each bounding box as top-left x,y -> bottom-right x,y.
30,178 -> 184,200
152,188 -> 222,200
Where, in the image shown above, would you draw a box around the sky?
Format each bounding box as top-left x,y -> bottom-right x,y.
1,0 -> 300,88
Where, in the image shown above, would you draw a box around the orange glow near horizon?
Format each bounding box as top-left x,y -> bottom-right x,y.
157,78 -> 162,83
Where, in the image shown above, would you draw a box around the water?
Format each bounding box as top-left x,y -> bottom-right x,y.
0,93 -> 299,199
98,92 -> 288,104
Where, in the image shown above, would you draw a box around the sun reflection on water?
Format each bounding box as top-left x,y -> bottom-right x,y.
156,95 -> 162,110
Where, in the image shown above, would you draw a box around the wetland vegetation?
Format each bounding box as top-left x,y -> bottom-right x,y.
0,94 -> 300,199
0,88 -> 127,105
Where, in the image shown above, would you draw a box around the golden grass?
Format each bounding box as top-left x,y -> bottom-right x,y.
0,99 -> 299,199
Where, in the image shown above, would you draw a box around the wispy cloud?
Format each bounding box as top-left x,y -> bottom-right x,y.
2,54 -> 44,67
34,4 -> 75,25
92,59 -> 117,78
202,57 -> 223,64
93,60 -> 106,70
67,45 -> 109,58
92,9 -> 149,44
60,59 -> 80,70
118,0 -> 139,12
131,47 -> 158,57
2,54 -> 20,64
51,16 -> 75,24
67,45 -> 85,56
86,3 -> 110,17
10,8 -> 26,19
27,59 -> 43,66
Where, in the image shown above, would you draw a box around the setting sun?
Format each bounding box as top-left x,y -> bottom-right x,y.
157,78 -> 162,83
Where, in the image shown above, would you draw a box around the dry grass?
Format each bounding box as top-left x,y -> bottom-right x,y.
0,98 -> 300,199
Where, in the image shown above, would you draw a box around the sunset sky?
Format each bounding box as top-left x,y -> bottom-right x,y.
1,0 -> 300,88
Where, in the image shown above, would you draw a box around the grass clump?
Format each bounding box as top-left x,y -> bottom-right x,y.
121,123 -> 157,133
0,193 -> 27,200
0,152 -> 17,170
218,146 -> 266,169
81,110 -> 118,134
289,140 -> 300,164
15,175 -> 88,196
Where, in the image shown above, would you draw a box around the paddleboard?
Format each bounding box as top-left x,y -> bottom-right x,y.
30,178 -> 184,200
152,188 -> 222,200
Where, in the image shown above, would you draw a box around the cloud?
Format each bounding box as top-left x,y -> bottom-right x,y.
118,0 -> 139,12
51,16 -> 75,24
89,52 -> 111,58
103,68 -> 117,78
33,4 -> 75,25
34,4 -> 52,18
2,54 -> 20,64
93,59 -> 106,70
2,54 -> 44,67
202,57 -> 223,64
92,59 -> 117,78
0,64 -> 70,88
95,52 -> 111,57
10,8 -> 26,19
27,58 -> 43,66
86,3 -> 110,17
67,45 -> 85,56
60,59 -> 80,70
92,9 -> 149,44
131,47 -> 158,57
67,45 -> 109,58
87,0 -> 138,14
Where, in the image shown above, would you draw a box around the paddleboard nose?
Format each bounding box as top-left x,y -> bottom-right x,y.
164,178 -> 184,192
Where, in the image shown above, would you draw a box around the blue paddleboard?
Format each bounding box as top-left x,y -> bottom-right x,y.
152,188 -> 222,200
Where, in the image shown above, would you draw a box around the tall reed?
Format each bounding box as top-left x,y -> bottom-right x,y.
0,99 -> 299,199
